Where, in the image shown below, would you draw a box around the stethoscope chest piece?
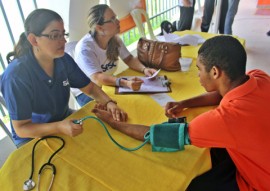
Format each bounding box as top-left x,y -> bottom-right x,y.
23,179 -> 35,191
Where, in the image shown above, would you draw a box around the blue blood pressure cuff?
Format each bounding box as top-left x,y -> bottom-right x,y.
149,122 -> 190,152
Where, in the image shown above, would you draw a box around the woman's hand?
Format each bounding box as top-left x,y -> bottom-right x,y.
143,68 -> 157,77
165,101 -> 185,118
58,119 -> 84,137
126,77 -> 144,91
106,102 -> 128,122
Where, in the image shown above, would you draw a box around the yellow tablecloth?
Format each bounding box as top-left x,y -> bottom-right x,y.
0,31 -> 245,191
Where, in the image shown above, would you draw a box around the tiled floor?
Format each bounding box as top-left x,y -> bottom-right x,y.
233,0 -> 270,74
0,0 -> 269,168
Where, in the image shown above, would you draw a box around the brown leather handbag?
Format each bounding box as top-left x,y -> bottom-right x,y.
137,37 -> 181,71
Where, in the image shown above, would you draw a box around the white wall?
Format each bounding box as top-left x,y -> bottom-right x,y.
109,0 -> 142,18
36,0 -> 100,41
36,0 -> 142,41
68,0 -> 99,41
36,0 -> 70,33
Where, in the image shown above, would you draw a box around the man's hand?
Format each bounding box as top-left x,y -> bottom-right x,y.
92,108 -> 115,127
165,101 -> 185,118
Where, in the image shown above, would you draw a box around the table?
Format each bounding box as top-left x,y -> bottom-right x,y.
0,31 -> 245,191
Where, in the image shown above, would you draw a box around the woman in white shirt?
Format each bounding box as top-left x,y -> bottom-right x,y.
74,4 -> 157,106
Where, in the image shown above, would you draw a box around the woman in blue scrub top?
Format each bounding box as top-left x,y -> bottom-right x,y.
0,9 -> 127,147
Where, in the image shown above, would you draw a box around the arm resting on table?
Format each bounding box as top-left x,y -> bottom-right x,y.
92,109 -> 190,152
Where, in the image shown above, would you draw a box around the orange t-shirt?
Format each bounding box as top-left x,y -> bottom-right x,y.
189,70 -> 270,191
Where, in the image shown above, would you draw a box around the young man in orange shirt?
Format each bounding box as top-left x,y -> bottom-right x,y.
93,36 -> 270,190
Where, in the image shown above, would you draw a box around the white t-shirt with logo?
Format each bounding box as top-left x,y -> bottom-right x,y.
72,33 -> 131,96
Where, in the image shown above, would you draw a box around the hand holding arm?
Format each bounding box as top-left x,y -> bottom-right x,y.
92,108 -> 149,141
80,82 -> 128,121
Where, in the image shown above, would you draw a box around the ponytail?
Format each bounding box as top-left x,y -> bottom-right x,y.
107,36 -> 120,62
11,9 -> 62,58
13,32 -> 32,58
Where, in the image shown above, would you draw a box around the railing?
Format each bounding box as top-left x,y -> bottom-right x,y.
0,0 -> 179,73
121,0 -> 179,46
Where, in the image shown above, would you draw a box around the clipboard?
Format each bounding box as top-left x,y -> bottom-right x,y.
115,76 -> 171,94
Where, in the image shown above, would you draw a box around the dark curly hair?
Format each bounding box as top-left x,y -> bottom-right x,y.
198,35 -> 247,81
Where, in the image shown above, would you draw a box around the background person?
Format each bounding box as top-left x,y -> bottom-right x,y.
201,0 -> 240,35
224,0 -> 240,34
201,0 -> 228,34
175,0 -> 196,31
73,4 -> 157,107
0,8 -> 127,147
93,36 -> 270,190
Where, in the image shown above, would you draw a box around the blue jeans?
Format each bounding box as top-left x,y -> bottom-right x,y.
224,0 -> 240,34
76,93 -> 93,107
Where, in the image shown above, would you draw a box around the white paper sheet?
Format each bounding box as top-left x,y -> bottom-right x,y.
117,76 -> 170,93
150,93 -> 176,107
156,32 -> 205,46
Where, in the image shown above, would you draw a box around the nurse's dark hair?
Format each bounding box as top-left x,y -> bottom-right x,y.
13,9 -> 63,58
87,4 -> 120,61
198,35 -> 247,81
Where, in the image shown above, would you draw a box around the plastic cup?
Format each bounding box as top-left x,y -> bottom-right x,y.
179,58 -> 193,72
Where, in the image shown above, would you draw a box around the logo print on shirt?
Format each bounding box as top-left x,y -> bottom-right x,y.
63,79 -> 69,86
101,61 -> 117,72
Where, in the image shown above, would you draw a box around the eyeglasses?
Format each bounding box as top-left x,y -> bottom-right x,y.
102,17 -> 118,25
38,31 -> 69,40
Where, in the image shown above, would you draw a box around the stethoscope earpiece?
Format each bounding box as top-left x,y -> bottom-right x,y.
23,179 -> 35,191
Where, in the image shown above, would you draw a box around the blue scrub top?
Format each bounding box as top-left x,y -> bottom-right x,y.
1,50 -> 91,146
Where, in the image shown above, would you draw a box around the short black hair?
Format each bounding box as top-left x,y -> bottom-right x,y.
198,35 -> 247,81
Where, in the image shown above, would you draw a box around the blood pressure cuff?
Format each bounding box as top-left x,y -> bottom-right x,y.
149,123 -> 190,152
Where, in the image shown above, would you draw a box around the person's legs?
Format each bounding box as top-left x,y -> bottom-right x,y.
201,0 -> 215,32
224,0 -> 240,34
75,93 -> 93,107
187,148 -> 239,191
218,0 -> 228,34
178,0 -> 196,31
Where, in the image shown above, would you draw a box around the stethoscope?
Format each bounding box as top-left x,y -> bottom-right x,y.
23,116 -> 150,190
23,136 -> 65,191
73,116 -> 150,151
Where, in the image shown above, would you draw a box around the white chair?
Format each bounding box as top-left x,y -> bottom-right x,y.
65,41 -> 81,110
0,93 -> 18,148
130,8 -> 157,40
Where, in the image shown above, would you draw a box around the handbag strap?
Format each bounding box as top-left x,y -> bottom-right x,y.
152,43 -> 166,67
148,41 -> 155,65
